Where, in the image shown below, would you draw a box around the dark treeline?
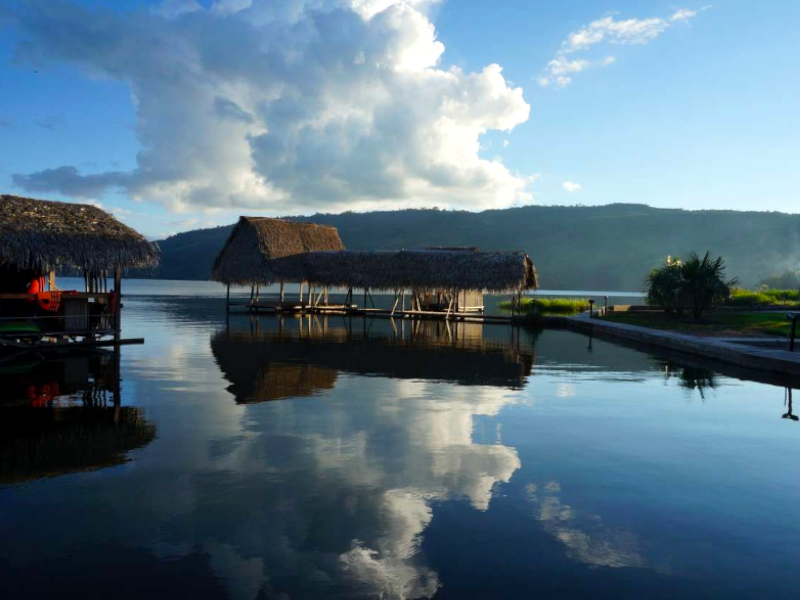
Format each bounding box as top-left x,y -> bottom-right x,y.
137,203 -> 800,291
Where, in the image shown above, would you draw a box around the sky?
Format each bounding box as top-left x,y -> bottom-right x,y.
0,0 -> 798,239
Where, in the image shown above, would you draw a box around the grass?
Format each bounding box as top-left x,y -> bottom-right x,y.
603,311 -> 794,337
499,297 -> 591,315
726,288 -> 799,307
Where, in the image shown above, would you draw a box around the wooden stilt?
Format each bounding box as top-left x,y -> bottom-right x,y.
299,281 -> 305,303
391,291 -> 400,315
280,281 -> 285,303
226,284 -> 230,313
113,269 -> 122,344
363,288 -> 368,309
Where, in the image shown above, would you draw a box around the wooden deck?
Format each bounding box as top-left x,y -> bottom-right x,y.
228,300 -> 515,324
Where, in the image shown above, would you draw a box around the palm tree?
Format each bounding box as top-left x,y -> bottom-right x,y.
646,252 -> 737,319
680,252 -> 738,319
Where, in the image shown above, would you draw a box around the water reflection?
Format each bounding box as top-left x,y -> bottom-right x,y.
2,293 -> 800,600
0,352 -> 156,485
212,316 -> 535,403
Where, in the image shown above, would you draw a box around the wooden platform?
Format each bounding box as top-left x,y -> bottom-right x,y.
229,301 -> 515,324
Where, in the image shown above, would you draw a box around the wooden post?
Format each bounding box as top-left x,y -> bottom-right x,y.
446,291 -> 454,319
299,281 -> 304,303
226,284 -> 230,313
280,281 -> 285,303
391,291 -> 400,315
113,269 -> 122,344
48,270 -> 56,291
363,288 -> 368,309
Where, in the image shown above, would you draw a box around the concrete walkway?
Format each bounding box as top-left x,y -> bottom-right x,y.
565,312 -> 800,376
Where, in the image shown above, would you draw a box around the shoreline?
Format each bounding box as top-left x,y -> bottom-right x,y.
558,313 -> 800,377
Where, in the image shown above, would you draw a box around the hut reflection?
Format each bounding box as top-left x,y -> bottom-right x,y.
0,352 -> 156,484
212,316 -> 535,403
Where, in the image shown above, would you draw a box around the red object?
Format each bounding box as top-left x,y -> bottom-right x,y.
26,276 -> 46,300
27,382 -> 61,407
36,291 -> 61,313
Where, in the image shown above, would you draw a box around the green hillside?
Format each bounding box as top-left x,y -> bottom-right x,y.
139,204 -> 800,291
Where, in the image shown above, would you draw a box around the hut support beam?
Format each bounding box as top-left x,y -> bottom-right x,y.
113,269 -> 122,344
446,292 -> 454,320
391,292 -> 400,315
280,281 -> 285,303
226,284 -> 230,313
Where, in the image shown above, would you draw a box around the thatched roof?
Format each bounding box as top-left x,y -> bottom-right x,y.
0,195 -> 159,273
211,216 -> 345,285
303,249 -> 538,292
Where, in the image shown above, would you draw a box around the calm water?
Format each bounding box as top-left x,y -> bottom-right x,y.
1,283 -> 798,600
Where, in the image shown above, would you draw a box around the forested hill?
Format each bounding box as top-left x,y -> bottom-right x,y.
141,204 -> 800,291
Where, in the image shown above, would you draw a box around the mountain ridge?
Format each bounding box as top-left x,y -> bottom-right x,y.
138,203 -> 800,290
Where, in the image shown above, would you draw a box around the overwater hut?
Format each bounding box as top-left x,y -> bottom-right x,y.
0,195 -> 159,348
303,248 -> 538,314
211,216 -> 345,308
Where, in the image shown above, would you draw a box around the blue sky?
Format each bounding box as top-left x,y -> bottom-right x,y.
1,0 -> 798,239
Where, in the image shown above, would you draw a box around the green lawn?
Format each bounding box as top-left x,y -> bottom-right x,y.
499,297 -> 590,315
602,311 -> 794,337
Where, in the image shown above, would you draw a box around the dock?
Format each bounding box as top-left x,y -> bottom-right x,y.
227,299 -> 518,324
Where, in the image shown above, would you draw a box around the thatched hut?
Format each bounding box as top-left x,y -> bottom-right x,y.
303,248 -> 538,313
0,195 -> 159,343
211,216 -> 345,304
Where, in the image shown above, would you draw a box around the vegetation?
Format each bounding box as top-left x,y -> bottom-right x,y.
646,252 -> 737,319
726,288 -> 799,306
499,297 -> 591,315
132,204 -> 800,290
603,312 -> 792,337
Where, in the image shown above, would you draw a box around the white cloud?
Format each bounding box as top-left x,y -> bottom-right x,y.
562,181 -> 582,193
671,6 -> 710,22
539,8 -> 706,87
8,0 -> 531,215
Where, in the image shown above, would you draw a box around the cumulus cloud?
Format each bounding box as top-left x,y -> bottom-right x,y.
7,0 -> 531,214
562,181 -> 582,193
539,8 -> 706,87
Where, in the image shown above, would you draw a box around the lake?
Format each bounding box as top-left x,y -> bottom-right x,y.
1,281 -> 797,600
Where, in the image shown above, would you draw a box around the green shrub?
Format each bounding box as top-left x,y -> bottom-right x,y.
499,297 -> 590,315
727,287 -> 799,306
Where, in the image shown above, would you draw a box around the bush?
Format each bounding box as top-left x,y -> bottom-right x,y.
646,252 -> 737,319
728,288 -> 799,306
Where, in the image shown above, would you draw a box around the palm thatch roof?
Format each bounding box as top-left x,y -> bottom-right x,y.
303,249 -> 538,292
211,216 -> 346,285
0,195 -> 159,273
